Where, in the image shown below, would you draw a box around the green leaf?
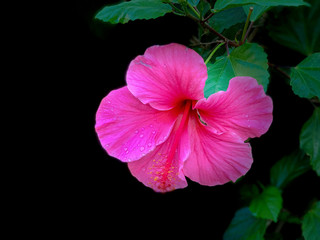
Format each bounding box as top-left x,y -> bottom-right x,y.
270,150 -> 310,189
204,43 -> 269,97
290,53 -> 320,99
223,207 -> 268,240
214,0 -> 310,11
278,210 -> 302,224
269,0 -> 320,56
300,108 -> 320,176
249,186 -> 283,222
240,184 -> 260,203
95,0 -> 172,24
302,201 -> 320,240
187,0 -> 200,6
208,7 -> 247,33
197,0 -> 211,18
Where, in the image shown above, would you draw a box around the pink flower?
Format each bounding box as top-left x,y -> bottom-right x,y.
95,43 -> 273,193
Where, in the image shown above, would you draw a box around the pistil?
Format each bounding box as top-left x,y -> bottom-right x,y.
158,100 -> 192,190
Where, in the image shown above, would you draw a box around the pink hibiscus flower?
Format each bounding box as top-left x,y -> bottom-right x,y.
95,43 -> 273,193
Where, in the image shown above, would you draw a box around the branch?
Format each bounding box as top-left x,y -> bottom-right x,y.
202,21 -> 239,46
202,12 -> 215,22
268,62 -> 291,79
189,38 -> 223,47
187,12 -> 239,47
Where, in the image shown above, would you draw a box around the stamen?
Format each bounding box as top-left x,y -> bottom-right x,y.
158,100 -> 192,191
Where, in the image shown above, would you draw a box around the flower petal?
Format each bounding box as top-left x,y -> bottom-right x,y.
126,43 -> 207,110
95,87 -> 179,162
128,112 -> 190,192
183,112 -> 253,186
195,76 -> 273,140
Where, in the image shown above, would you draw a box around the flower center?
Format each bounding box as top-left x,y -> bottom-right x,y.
167,100 -> 192,162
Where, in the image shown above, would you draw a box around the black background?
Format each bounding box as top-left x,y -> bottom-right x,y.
43,1 -> 320,238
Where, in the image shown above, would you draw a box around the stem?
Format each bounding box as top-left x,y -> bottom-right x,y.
187,2 -> 200,19
168,2 -> 185,15
309,98 -> 319,109
241,7 -> 254,43
248,12 -> 267,42
268,62 -> 291,79
243,21 -> 254,43
186,10 -> 239,47
310,97 -> 320,106
202,21 -> 239,47
203,12 -> 215,22
172,11 -> 186,16
204,42 -> 224,64
190,39 -> 223,47
266,220 -> 273,228
275,220 -> 285,233
225,41 -> 230,55
257,181 -> 265,190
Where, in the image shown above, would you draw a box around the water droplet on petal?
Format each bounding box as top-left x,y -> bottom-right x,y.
152,130 -> 156,134
140,146 -> 145,151
139,134 -> 144,138
147,143 -> 152,147
135,130 -> 139,134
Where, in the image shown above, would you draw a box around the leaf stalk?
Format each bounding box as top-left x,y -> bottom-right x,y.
241,7 -> 254,43
204,42 -> 224,64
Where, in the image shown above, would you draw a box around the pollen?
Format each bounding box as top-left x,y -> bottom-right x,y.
146,154 -> 178,192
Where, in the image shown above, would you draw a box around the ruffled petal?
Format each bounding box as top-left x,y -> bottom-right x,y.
128,112 -> 190,192
126,43 -> 207,110
195,76 -> 273,141
95,87 -> 179,162
183,112 -> 253,186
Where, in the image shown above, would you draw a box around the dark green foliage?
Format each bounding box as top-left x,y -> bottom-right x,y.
213,0 -> 309,12
269,0 -> 320,55
300,108 -> 320,176
208,7 -> 247,33
223,207 -> 268,240
95,0 -> 172,24
270,150 -> 310,189
302,201 -> 320,240
290,53 -> 320,99
249,186 -> 283,221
